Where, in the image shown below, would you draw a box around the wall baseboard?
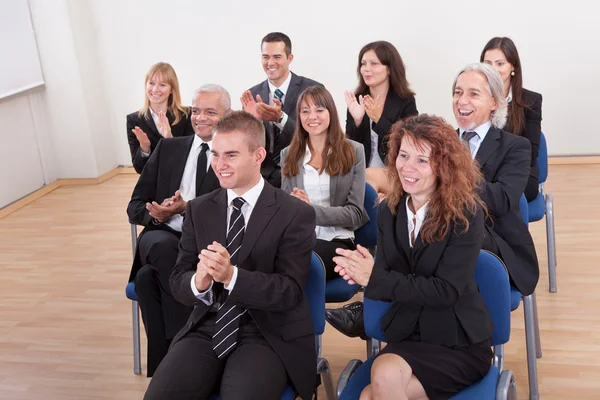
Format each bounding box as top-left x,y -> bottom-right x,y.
548,156 -> 600,165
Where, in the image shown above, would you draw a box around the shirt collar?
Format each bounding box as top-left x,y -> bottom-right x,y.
268,71 -> 292,97
506,86 -> 513,104
406,196 -> 428,222
226,177 -> 265,210
458,120 -> 492,142
193,134 -> 212,152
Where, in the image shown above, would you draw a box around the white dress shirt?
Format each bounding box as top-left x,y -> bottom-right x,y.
406,197 -> 428,248
302,146 -> 354,241
268,72 -> 292,130
191,178 -> 266,304
368,120 -> 387,168
165,135 -> 212,232
458,121 -> 492,159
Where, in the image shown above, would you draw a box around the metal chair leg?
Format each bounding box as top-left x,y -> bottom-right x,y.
130,223 -> 138,259
545,193 -> 557,293
531,292 -> 542,359
523,294 -> 539,400
366,338 -> 381,359
132,300 -> 142,375
317,357 -> 337,400
493,343 -> 504,371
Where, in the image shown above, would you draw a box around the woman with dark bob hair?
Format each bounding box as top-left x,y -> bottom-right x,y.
333,114 -> 494,399
481,37 -> 543,201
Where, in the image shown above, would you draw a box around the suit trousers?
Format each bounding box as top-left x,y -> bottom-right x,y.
135,229 -> 193,376
144,314 -> 288,400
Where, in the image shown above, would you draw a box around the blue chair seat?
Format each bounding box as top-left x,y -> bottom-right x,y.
126,281 -> 137,301
210,386 -> 296,400
528,192 -> 545,222
325,278 -> 360,303
510,287 -> 521,311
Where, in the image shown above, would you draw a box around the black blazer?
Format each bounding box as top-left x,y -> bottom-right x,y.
249,72 -> 323,187
346,90 -> 418,166
476,126 -> 539,295
366,198 -> 493,348
507,89 -> 543,181
126,135 -> 220,282
170,183 -> 318,400
126,109 -> 194,173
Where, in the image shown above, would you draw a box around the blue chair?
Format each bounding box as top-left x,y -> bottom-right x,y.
125,222 -> 142,375
325,183 -> 379,303
528,133 -> 557,293
336,250 -> 516,400
211,252 -> 336,400
511,195 -> 542,400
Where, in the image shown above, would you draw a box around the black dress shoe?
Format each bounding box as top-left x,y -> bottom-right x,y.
325,301 -> 366,339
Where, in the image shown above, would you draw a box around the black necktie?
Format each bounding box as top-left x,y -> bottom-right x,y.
271,89 -> 284,166
195,143 -> 209,197
212,197 -> 247,359
462,131 -> 478,143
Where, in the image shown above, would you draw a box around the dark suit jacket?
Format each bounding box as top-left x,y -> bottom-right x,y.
249,72 -> 323,187
126,109 -> 194,173
126,135 -> 220,282
366,198 -> 493,347
507,89 -> 543,182
346,90 -> 418,166
169,183 -> 317,400
475,126 -> 539,295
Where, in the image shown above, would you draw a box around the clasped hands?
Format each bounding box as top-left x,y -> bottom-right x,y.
344,90 -> 384,125
195,241 -> 234,291
240,90 -> 282,122
333,244 -> 374,287
145,190 -> 186,223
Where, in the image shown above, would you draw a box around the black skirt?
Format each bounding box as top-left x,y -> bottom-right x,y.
378,338 -> 492,400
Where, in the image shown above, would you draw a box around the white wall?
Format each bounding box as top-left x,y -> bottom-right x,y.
1,0 -> 597,208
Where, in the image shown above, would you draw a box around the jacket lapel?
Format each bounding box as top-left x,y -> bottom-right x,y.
329,172 -> 339,206
259,80 -> 270,108
395,198 -> 412,258
208,189 -> 228,247
235,183 -> 279,267
144,110 -> 161,136
199,166 -> 219,195
475,126 -> 501,168
170,135 -> 195,195
282,72 -> 301,115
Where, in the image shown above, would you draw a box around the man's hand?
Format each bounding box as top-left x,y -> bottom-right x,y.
332,244 -> 374,286
146,201 -> 176,223
156,111 -> 173,138
199,241 -> 234,286
195,259 -> 213,292
290,187 -> 310,204
161,190 -> 187,215
256,95 -> 283,122
132,126 -> 151,153
240,90 -> 261,120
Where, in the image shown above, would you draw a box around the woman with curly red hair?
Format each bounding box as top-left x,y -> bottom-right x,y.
329,114 -> 493,399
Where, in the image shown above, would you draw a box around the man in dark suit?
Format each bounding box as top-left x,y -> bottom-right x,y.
144,111 -> 317,400
241,32 -> 323,188
452,62 -> 539,296
127,84 -> 230,376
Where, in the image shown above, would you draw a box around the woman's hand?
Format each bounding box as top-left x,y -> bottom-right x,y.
344,90 -> 365,126
132,126 -> 151,153
157,111 -> 172,138
290,187 -> 310,204
363,94 -> 384,124
333,244 -> 374,286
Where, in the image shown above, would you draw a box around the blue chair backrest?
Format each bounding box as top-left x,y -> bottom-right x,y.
519,193 -> 529,227
537,132 -> 548,184
354,183 -> 379,248
362,250 -> 511,346
305,252 -> 326,335
474,250 -> 511,345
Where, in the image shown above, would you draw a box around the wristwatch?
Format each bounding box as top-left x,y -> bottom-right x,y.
277,111 -> 285,124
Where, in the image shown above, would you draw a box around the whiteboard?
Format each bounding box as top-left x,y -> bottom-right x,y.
0,0 -> 44,99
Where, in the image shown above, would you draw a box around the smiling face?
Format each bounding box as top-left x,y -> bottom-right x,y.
299,98 -> 330,139
261,41 -> 293,87
395,135 -> 437,204
360,50 -> 389,89
453,70 -> 498,130
483,49 -> 514,89
145,73 -> 172,107
190,92 -> 228,141
211,129 -> 265,195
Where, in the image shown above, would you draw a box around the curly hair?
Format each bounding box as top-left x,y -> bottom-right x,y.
385,114 -> 486,242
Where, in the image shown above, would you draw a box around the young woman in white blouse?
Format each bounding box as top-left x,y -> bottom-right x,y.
281,86 -> 369,280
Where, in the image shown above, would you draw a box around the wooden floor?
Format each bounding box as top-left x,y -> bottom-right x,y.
0,164 -> 599,399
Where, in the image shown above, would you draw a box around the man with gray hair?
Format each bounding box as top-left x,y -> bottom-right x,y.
453,63 -> 539,296
127,84 -> 230,376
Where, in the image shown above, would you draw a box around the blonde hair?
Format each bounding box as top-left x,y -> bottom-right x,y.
138,62 -> 189,124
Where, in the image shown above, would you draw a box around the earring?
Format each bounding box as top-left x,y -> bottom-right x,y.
511,71 -> 515,76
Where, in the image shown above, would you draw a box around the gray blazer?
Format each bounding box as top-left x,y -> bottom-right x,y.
280,139 -> 369,231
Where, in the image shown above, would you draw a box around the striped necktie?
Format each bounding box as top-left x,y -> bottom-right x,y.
271,89 -> 284,166
212,197 -> 247,358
